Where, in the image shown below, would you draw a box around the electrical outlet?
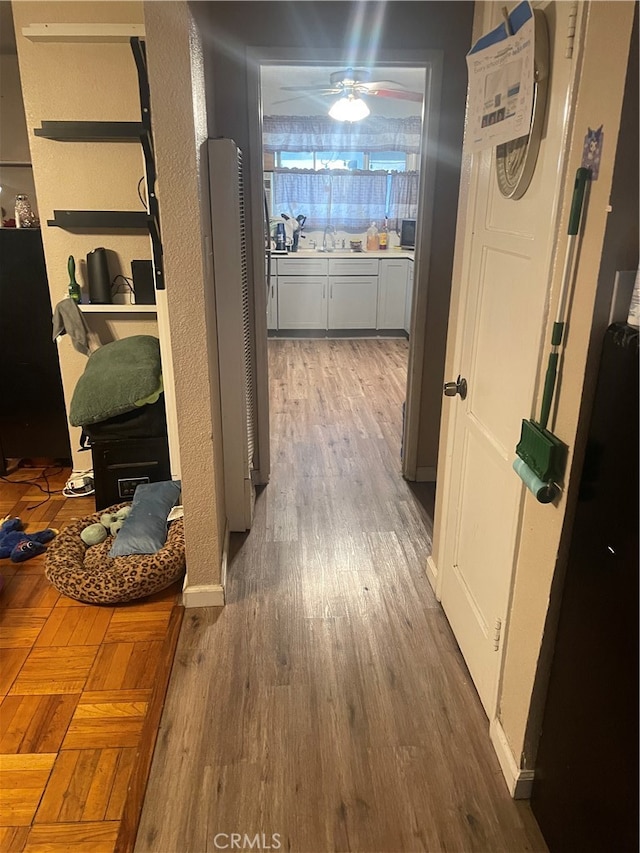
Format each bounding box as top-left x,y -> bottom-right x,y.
117,476 -> 150,498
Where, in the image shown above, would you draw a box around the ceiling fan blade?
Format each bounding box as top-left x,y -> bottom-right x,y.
365,79 -> 408,88
280,85 -> 339,93
368,88 -> 423,102
271,92 -> 336,105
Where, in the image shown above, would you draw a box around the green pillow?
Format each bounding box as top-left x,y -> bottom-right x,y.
69,335 -> 162,426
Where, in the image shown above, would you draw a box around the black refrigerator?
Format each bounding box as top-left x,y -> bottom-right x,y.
531,322 -> 639,852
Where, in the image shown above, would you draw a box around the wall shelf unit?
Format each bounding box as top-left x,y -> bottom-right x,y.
30,32 -> 163,290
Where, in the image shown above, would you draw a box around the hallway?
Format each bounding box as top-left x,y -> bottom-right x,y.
136,339 -> 545,852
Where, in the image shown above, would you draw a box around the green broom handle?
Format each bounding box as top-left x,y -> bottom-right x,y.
540,169 -> 590,428
568,167 -> 590,235
540,349 -> 558,429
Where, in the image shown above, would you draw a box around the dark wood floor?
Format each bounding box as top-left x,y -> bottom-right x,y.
136,339 -> 546,852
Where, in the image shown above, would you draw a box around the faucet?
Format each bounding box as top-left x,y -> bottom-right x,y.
323,225 -> 336,251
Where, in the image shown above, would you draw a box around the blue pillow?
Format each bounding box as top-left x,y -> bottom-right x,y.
109,480 -> 181,557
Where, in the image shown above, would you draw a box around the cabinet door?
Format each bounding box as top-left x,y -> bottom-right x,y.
328,276 -> 378,329
377,259 -> 408,329
267,276 -> 277,330
278,276 -> 327,329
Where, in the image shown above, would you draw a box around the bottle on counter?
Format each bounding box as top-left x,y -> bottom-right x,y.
67,255 -> 81,304
379,218 -> 388,250
366,221 -> 379,252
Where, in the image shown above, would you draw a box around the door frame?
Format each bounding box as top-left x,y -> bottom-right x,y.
245,46 -> 443,485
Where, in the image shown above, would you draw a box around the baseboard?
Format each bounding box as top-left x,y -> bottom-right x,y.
181,522 -> 229,608
489,717 -> 535,799
415,466 -> 436,482
182,583 -> 225,607
425,554 -> 439,596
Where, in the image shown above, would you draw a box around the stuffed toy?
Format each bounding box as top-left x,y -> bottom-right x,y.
80,505 -> 132,547
0,517 -> 57,563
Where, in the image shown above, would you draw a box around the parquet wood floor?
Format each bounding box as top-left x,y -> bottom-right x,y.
0,467 -> 183,853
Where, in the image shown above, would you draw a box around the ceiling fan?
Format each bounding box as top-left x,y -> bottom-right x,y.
276,68 -> 424,105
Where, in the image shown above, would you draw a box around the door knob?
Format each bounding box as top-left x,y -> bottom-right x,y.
443,375 -> 467,400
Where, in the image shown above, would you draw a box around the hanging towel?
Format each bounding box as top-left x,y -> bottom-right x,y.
52,298 -> 101,355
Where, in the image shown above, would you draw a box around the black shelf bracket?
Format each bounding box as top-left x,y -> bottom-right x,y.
131,36 -> 163,290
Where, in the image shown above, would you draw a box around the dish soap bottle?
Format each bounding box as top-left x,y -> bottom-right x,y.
67,255 -> 81,304
366,221 -> 379,252
379,217 -> 388,251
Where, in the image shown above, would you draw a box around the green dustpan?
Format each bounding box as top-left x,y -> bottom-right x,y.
516,168 -> 590,484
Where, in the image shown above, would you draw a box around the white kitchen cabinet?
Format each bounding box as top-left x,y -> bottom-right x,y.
378,258 -> 409,330
267,276 -> 277,330
278,276 -> 327,329
273,252 -> 412,334
328,276 -> 378,329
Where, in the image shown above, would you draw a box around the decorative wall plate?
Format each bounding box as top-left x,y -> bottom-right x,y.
496,9 -> 550,199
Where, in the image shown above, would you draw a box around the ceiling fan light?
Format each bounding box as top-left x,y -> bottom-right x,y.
328,94 -> 370,122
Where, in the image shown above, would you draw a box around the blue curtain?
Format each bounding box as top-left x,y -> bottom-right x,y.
263,115 -> 422,154
274,169 -> 388,232
388,171 -> 420,231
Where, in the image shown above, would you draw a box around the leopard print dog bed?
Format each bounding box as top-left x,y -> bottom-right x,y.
45,502 -> 185,604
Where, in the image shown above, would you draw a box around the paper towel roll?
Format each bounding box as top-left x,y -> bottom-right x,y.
513,457 -> 557,504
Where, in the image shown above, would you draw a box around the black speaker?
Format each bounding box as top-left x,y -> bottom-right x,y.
131,260 -> 156,305
87,247 -> 112,304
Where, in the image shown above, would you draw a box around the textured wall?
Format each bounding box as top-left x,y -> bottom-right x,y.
12,1 -> 157,469
144,0 -> 226,587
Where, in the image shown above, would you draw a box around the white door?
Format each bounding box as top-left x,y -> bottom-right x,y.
438,2 -> 583,715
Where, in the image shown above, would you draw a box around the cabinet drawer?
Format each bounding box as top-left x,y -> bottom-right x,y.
277,257 -> 328,276
328,257 -> 379,276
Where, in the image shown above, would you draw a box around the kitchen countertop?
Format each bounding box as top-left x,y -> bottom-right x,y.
272,249 -> 414,259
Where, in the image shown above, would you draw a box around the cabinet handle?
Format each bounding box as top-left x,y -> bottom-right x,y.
323,285 -> 326,299
271,285 -> 274,298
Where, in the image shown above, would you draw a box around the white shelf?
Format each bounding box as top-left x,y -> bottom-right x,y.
22,23 -> 145,42
78,303 -> 156,313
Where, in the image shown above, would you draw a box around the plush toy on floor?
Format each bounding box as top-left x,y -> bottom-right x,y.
0,516 -> 58,563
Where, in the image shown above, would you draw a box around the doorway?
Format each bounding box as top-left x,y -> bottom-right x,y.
262,61 -> 425,471
248,50 -> 443,491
